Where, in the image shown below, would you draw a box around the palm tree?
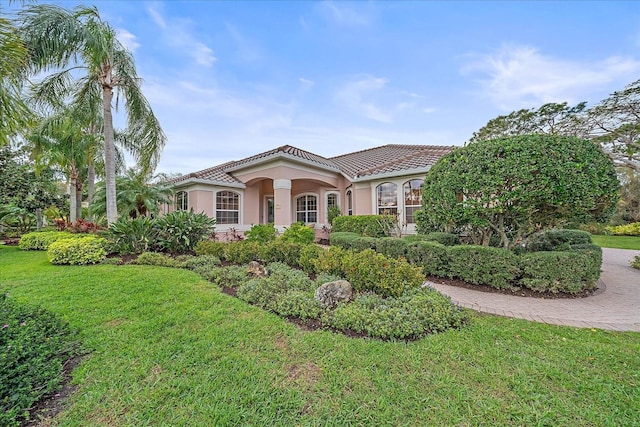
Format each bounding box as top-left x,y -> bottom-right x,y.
19,4 -> 166,224
0,14 -> 32,145
91,168 -> 174,220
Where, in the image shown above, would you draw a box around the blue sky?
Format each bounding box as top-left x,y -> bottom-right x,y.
12,1 -> 640,174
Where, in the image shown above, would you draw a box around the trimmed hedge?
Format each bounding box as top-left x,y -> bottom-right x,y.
525,229 -> 592,252
443,245 -> 521,289
403,232 -> 459,246
47,236 -> 107,265
18,231 -> 75,251
194,240 -> 226,258
519,251 -> 600,293
376,237 -> 410,259
406,241 -> 449,277
332,214 -> 396,237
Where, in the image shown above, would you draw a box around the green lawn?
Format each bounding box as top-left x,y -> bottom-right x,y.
591,234 -> 640,250
1,246 -> 639,426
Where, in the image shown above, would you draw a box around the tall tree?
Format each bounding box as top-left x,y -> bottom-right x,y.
19,4 -> 166,224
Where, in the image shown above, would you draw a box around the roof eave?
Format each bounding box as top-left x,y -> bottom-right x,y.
351,166 -> 433,182
224,152 -> 341,173
170,177 -> 246,189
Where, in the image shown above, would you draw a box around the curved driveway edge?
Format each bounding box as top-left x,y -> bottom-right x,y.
428,248 -> 640,332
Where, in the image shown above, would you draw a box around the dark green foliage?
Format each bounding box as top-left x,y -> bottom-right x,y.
203,265 -> 248,288
446,245 -> 520,289
155,210 -> 216,253
260,240 -> 303,267
341,249 -> 425,297
406,241 -> 450,277
525,229 -> 592,252
422,232 -> 460,246
280,222 -> 315,244
332,214 -> 397,237
194,240 -> 225,258
305,245 -> 346,277
322,288 -> 467,340
329,232 -> 361,249
104,217 -> 158,254
18,231 -> 74,250
223,241 -> 261,264
327,205 -> 342,225
519,251 -> 600,293
0,295 -> 80,427
569,244 -> 603,284
47,236 -> 107,265
244,223 -> 278,243
273,290 -> 323,320
177,254 -> 222,272
349,236 -> 378,252
376,237 -> 410,259
237,262 -> 315,310
418,135 -> 619,249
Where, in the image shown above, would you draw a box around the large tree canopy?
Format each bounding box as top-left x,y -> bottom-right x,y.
418,135 -> 619,249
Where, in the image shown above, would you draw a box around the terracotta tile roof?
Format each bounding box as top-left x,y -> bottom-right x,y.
171,144 -> 453,185
330,144 -> 453,178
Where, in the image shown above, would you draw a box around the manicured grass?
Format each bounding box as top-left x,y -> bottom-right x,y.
591,234 -> 640,250
1,246 -> 639,426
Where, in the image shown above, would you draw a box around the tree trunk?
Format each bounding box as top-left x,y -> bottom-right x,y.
76,181 -> 83,220
36,208 -> 42,230
103,86 -> 117,225
69,174 -> 77,223
87,162 -> 95,216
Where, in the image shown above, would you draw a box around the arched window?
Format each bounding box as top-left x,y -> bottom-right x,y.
216,191 -> 239,224
376,182 -> 397,215
403,179 -> 423,223
296,195 -> 317,223
176,191 -> 188,211
346,190 -> 353,216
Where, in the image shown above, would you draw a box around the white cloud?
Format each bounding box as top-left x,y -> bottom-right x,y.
146,5 -> 217,67
335,75 -> 393,123
317,1 -> 372,27
462,44 -> 640,110
116,28 -> 140,52
225,23 -> 261,62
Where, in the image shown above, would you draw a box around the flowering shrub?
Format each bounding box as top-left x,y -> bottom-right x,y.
606,222 -> 640,236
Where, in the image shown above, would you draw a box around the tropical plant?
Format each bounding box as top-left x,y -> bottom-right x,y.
418,135 -> 620,249
20,4 -> 166,225
91,168 -> 173,220
155,210 -> 217,253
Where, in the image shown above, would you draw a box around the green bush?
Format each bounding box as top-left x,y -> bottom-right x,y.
105,216 -> 158,254
519,251 -> 600,293
194,240 -> 226,258
341,249 -> 424,297
525,229 -> 592,252
322,287 -> 467,340
309,245 -> 346,277
156,210 -> 217,253
447,245 -> 520,289
349,236 -> 378,252
332,214 -> 396,237
0,295 -> 80,427
237,262 -> 315,310
632,255 -> 640,269
18,231 -> 75,251
422,232 -> 460,246
329,232 -> 361,249
273,290 -> 323,320
327,205 -> 342,225
376,237 -> 410,259
47,236 -> 107,265
260,240 -> 304,267
135,252 -> 178,267
606,222 -> 640,236
298,244 -> 325,274
244,223 -> 278,243
406,241 -> 450,277
202,265 -> 248,288
280,222 -> 315,244
579,222 -> 609,235
569,244 -> 603,284
223,241 -> 261,264
178,254 -> 222,272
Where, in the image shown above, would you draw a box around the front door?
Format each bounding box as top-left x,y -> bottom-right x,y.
265,196 -> 274,224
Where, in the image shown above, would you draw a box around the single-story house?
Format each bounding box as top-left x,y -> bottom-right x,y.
167,144 -> 453,238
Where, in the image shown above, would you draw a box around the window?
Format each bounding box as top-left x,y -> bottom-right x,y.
296,195 -> 317,223
216,191 -> 239,224
176,191 -> 188,211
376,182 -> 397,215
327,193 -> 339,210
346,190 -> 353,216
403,179 -> 423,223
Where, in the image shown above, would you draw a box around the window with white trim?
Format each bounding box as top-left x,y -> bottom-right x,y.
346,190 -> 353,216
216,191 -> 239,224
376,182 -> 397,215
403,179 -> 423,223
296,195 -> 317,223
176,191 -> 188,211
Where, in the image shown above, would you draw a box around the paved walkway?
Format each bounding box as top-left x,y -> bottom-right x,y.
428,248 -> 640,332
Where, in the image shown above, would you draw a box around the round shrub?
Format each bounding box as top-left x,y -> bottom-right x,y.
135,252 -> 177,267
194,240 -> 226,258
260,240 -> 303,267
406,241 -> 450,277
47,236 -> 107,265
298,244 -> 324,274
519,251 -> 600,293
525,229 -> 592,252
244,223 -> 278,243
273,290 -> 323,320
280,222 -> 315,244
632,255 -> 640,270
176,254 -> 222,272
18,231 -> 74,251
446,245 -> 520,289
223,241 -> 261,264
203,265 -> 248,288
